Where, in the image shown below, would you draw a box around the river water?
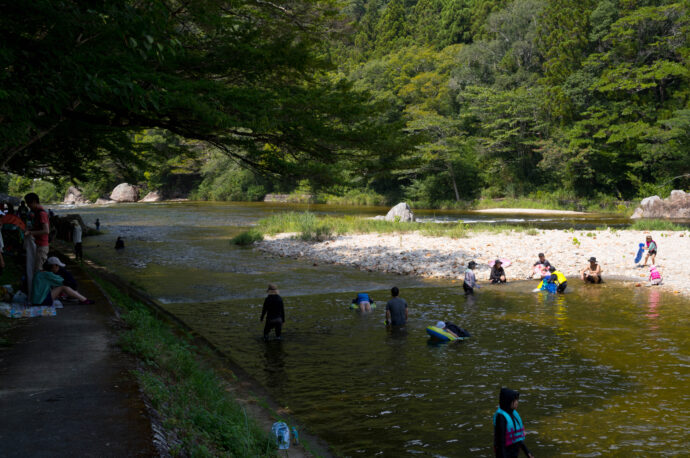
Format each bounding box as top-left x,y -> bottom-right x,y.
68,202 -> 689,456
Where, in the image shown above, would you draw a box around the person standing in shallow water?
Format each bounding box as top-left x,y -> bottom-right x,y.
493,388 -> 534,458
95,218 -> 100,231
261,283 -> 285,340
385,286 -> 408,327
463,261 -> 480,294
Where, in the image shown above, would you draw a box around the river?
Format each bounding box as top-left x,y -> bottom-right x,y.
66,202 -> 689,456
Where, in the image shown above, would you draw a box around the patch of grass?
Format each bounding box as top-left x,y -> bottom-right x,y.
630,219 -> 686,231
231,229 -> 264,246
96,279 -> 275,457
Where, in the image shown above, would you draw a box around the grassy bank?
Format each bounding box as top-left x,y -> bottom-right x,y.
95,278 -> 276,457
233,212 -> 543,245
231,212 -> 687,245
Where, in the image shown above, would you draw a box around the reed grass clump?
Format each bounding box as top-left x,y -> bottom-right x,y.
630,219 -> 686,231
231,229 -> 264,246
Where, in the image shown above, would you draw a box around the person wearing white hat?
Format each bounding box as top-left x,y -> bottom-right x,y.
435,320 -> 470,339
31,257 -> 94,305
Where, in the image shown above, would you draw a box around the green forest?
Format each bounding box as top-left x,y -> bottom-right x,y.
1,0 -> 688,208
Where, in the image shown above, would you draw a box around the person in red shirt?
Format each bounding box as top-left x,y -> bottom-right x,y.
24,192 -> 50,272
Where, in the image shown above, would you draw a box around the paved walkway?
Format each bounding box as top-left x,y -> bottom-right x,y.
0,256 -> 155,457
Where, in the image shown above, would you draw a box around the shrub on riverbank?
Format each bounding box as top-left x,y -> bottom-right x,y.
232,229 -> 264,246
96,280 -> 275,457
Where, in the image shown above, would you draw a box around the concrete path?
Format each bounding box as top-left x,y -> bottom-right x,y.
0,258 -> 155,457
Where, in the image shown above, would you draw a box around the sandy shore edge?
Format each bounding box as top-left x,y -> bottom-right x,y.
472,208 -> 588,215
257,229 -> 689,297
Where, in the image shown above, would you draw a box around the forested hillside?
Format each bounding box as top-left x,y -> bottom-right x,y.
2,0 -> 688,207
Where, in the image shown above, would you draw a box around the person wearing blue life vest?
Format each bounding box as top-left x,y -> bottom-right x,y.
493,388 -> 534,458
352,292 -> 374,312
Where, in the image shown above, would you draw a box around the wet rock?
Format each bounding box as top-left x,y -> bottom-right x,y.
95,197 -> 115,205
384,202 -> 415,222
110,183 -> 139,202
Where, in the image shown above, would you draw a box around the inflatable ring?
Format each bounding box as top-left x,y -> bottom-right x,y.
426,326 -> 465,342
350,302 -> 376,310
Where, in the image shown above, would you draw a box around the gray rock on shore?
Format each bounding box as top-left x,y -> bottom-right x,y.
385,202 -> 415,222
139,190 -> 162,202
631,190 -> 690,219
63,186 -> 91,205
95,197 -> 115,205
110,183 -> 139,202
0,193 -> 21,206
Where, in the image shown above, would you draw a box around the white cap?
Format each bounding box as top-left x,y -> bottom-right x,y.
46,256 -> 65,267
436,321 -> 446,329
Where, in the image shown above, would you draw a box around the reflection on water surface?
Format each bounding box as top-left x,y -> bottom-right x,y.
68,203 -> 689,456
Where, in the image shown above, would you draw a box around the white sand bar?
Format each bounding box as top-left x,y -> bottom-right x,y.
472,208 -> 587,215
258,229 -> 690,296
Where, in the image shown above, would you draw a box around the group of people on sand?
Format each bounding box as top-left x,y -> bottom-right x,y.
461,235 -> 663,295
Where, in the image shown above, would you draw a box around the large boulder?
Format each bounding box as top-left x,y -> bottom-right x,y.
385,202 -> 415,222
63,186 -> 90,205
631,190 -> 690,219
139,190 -> 162,202
0,193 -> 21,206
110,183 -> 139,202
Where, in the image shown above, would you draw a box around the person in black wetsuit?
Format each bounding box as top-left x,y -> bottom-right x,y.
260,283 -> 285,341
435,321 -> 470,338
493,388 -> 534,458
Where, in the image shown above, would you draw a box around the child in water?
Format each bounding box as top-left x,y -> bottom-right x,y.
493,388 -> 534,458
463,261 -> 480,294
649,265 -> 662,285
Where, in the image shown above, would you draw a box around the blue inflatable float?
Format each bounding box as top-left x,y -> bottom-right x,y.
426,326 -> 465,342
634,243 -> 645,263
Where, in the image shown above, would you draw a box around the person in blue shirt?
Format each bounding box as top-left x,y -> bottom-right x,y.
352,292 -> 374,312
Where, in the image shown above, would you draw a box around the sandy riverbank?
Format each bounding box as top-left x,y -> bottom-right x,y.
257,229 -> 690,296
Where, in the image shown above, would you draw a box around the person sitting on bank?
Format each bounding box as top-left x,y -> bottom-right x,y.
385,286 -> 408,327
490,260 -> 507,284
32,257 -> 94,305
548,266 -> 568,293
580,257 -> 603,283
530,252 -> 551,278
115,236 -> 125,250
493,388 -> 534,458
463,261 -> 480,295
260,283 -> 285,341
51,256 -> 78,291
435,320 -> 471,338
352,292 -> 374,312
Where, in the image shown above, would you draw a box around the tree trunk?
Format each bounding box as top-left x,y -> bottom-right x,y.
447,162 -> 460,201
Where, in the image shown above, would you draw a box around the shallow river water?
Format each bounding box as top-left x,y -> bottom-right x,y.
68,202 -> 689,456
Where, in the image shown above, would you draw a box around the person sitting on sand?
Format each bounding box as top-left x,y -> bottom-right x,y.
435,320 -> 471,338
352,292 -> 374,312
490,260 -> 507,284
547,266 -> 568,293
649,265 -> 662,285
642,235 -> 657,266
463,261 -> 480,295
580,257 -> 603,283
32,257 -> 94,305
530,253 -> 551,278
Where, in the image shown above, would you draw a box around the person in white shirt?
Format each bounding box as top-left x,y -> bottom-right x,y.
72,221 -> 83,262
